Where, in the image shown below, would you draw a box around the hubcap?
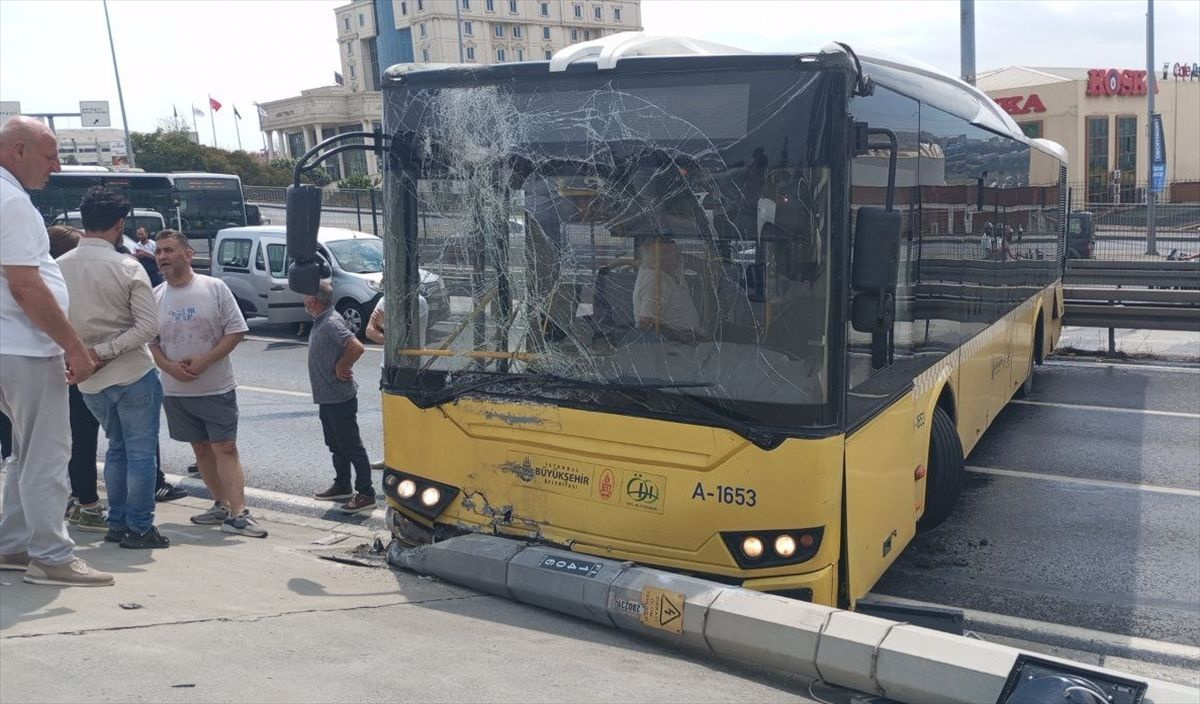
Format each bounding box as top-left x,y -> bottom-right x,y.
342,306 -> 362,333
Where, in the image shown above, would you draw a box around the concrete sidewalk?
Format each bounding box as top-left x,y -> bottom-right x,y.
1056,325 -> 1200,361
0,497 -> 830,703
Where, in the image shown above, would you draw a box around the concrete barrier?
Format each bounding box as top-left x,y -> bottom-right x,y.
388,535 -> 1200,704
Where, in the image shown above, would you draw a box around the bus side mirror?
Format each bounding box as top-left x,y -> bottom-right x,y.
850,207 -> 901,334
286,184 -> 322,262
286,184 -> 324,295
289,252 -> 331,296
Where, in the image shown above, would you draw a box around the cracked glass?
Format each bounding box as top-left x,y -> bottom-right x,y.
380,63 -> 841,432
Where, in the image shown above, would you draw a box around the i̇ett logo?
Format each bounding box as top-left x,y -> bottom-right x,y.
598,468 -> 615,501
625,474 -> 660,506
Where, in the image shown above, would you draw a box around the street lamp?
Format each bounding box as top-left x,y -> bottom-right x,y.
102,0 -> 135,168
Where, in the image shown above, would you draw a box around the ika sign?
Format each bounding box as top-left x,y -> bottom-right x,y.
1086,69 -> 1155,97
995,94 -> 1046,115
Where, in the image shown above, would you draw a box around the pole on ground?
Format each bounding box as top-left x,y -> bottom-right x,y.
102,0 -> 135,167
209,107 -> 218,149
234,114 -> 242,151
1145,0 -> 1158,255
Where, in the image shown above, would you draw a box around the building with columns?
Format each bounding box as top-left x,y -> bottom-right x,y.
258,0 -> 642,184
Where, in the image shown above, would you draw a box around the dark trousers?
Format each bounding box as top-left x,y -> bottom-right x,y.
69,384 -> 101,505
318,397 -> 374,497
69,384 -> 168,506
0,410 -> 11,459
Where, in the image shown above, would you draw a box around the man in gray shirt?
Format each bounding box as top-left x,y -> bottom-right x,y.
306,281 -> 375,514
151,230 -> 266,538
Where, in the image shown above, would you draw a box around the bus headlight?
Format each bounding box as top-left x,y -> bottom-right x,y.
741,536 -> 764,560
721,527 -> 824,569
382,468 -> 459,520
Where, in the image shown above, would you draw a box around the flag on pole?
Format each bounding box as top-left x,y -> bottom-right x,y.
256,104 -> 268,121
209,96 -> 222,112
173,105 -> 179,119
233,105 -> 242,120
192,105 -> 204,117
334,71 -> 344,86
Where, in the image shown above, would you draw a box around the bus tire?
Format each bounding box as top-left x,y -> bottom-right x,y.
1015,350 -> 1034,398
917,407 -> 964,533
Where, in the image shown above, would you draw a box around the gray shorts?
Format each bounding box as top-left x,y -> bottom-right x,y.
163,390 -> 239,444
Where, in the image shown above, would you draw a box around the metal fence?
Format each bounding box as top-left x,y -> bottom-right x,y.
245,181 -> 1200,263
1067,181 -> 1200,262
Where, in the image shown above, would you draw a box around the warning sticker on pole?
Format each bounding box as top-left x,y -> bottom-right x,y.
639,586 -> 685,634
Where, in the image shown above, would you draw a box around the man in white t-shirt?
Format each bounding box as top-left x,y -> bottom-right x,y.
0,116 -> 112,587
150,230 -> 266,538
132,226 -> 162,286
632,237 -> 706,343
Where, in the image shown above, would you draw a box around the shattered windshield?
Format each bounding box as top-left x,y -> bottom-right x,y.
382,64 -> 840,431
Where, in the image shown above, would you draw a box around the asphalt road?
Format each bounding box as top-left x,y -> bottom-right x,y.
131,321 -> 1200,655
874,361 -> 1200,649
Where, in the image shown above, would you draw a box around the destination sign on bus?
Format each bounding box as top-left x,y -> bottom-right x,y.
173,177 -> 241,190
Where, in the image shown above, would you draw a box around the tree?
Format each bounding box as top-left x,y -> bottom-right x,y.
156,114 -> 193,134
337,174 -> 377,190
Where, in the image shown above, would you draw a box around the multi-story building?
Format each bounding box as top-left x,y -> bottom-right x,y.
54,127 -> 129,167
979,64 -> 1198,203
259,0 -> 642,183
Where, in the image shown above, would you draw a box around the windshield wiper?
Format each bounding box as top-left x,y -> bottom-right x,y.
415,372 -> 708,408
415,372 -> 779,449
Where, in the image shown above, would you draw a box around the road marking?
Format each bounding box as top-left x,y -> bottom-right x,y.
1046,359 -> 1200,374
1011,399 -> 1200,419
244,333 -> 382,350
966,465 -> 1200,498
239,385 -> 310,398
868,594 -> 1200,664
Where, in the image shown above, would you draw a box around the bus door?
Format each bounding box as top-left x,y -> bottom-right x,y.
842,127 -> 918,604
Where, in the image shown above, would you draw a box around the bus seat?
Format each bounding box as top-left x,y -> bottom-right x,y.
593,262 -> 639,331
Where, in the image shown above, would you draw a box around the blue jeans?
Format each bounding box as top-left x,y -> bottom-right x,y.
82,369 -> 163,534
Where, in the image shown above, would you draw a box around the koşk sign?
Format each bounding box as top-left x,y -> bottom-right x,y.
995,94 -> 1047,115
1086,68 -> 1157,96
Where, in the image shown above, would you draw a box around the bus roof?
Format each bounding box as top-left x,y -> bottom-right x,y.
383,32 -> 1066,164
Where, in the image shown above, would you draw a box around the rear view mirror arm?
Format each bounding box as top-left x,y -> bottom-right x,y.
292,129 -> 391,187
865,127 -> 898,212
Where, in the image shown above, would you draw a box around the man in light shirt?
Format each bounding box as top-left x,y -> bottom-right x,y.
151,230 -> 266,538
58,187 -> 168,550
632,237 -> 707,343
0,116 -> 111,586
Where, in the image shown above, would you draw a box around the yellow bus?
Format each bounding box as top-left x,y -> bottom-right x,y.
288,38 -> 1067,608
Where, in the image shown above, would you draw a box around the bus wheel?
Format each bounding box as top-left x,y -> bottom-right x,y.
918,407 -> 964,533
1015,351 -> 1034,398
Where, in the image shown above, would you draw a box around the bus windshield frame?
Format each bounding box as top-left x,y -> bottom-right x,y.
380,61 -> 848,436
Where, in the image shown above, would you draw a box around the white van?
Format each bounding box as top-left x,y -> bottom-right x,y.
52,209 -> 166,246
211,226 -> 448,338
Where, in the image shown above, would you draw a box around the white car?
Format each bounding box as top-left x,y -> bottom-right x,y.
211,226 -> 448,338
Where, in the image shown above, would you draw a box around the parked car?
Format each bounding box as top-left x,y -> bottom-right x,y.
211,226 -> 449,338
53,208 -> 166,245
1067,211 -> 1095,259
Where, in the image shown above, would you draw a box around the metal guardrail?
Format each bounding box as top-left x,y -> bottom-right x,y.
1062,260 -> 1200,346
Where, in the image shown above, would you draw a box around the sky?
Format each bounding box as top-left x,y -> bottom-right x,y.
1,0 -> 1197,153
